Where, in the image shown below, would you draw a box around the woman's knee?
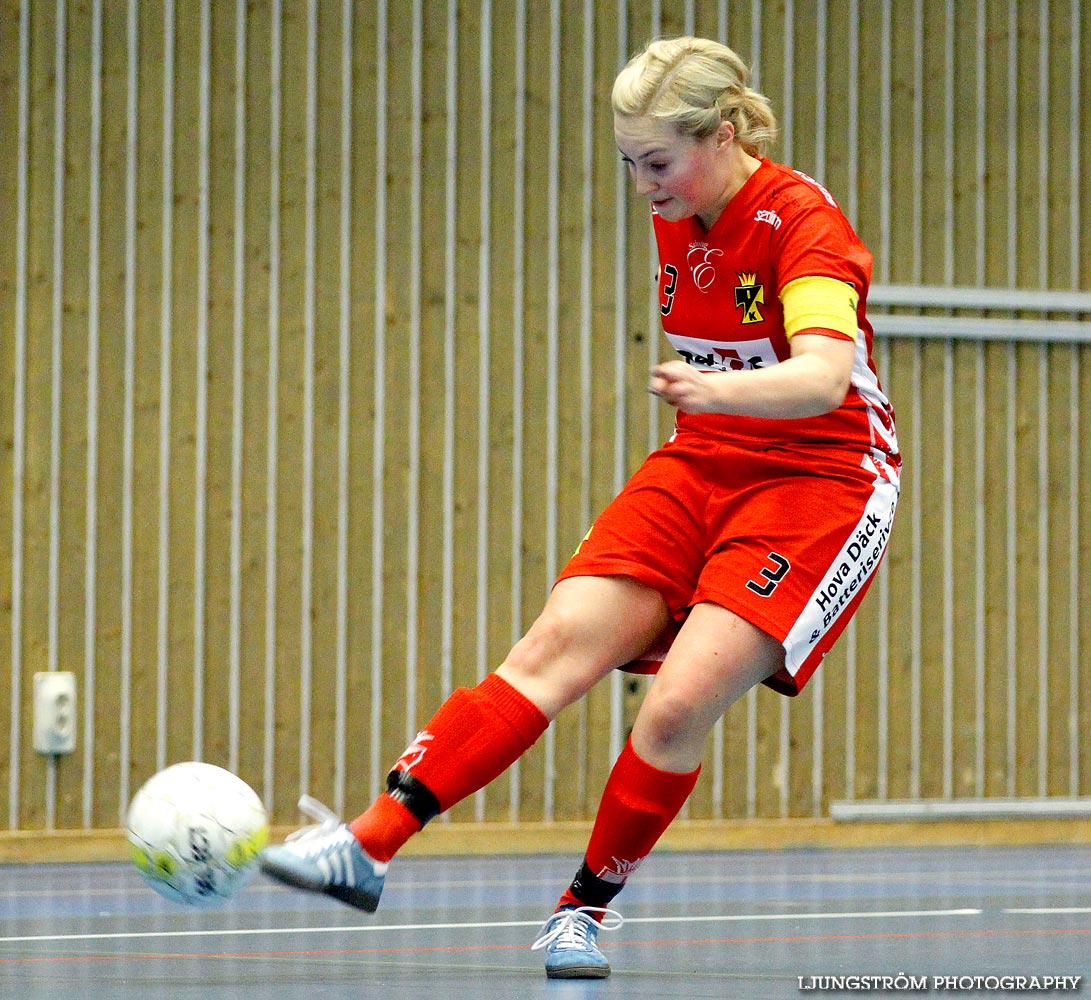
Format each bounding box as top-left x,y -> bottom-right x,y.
501,609 -> 570,679
631,685 -> 702,758
496,604 -> 603,715
497,577 -> 668,716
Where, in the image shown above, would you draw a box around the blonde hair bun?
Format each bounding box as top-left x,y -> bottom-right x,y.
612,36 -> 777,157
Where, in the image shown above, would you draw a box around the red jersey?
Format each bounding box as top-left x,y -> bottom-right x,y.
653,158 -> 899,481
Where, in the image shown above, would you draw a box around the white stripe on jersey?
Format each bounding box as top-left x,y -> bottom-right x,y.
781,475 -> 899,677
849,335 -> 900,486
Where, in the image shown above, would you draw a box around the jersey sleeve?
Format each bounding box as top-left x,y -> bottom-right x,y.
771,193 -> 872,299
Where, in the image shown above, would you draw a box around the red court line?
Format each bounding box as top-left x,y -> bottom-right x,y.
1,925 -> 1089,966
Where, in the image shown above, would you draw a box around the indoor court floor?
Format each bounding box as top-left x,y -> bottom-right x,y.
0,844 -> 1087,999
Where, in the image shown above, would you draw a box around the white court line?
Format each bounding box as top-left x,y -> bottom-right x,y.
3,866 -> 1078,900
0,909 -> 981,946
1004,907 -> 1091,915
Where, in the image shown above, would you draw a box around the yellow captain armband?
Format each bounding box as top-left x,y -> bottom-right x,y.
780,275 -> 860,340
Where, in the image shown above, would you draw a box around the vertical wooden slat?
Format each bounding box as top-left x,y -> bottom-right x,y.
333,0 -> 354,818
439,0 -> 457,756
475,0 -> 494,823
190,0 -> 210,765
1014,342 -> 1042,796
117,0 -> 140,822
296,0 -> 317,801
42,0 -> 67,828
154,0 -> 174,775
444,0 -> 484,822
1037,0 -> 1049,288
1080,346 -> 1091,793
972,0 -> 987,284
504,0 -> 528,820
940,2 -> 957,800
2,0 -> 31,830
409,0 -> 454,819
58,0 -> 98,828
342,0 -> 379,814
127,0 -> 165,800
1064,0 -> 1084,796
304,0 -> 346,807
233,0 -> 271,809
403,0 -> 424,777
483,0 -> 519,821
262,0 -> 281,808
196,0 -> 237,777
273,0 -> 308,812
227,0 -> 247,778
1037,343 -> 1051,797
1047,346 -> 1076,794
941,336 -> 954,801
89,0 -> 133,828
167,0 -> 200,770
983,344 -> 1011,798
856,4 -> 897,805
973,338 -> 987,798
1003,342 -> 1019,796
513,0 -> 547,819
1068,345 -> 1082,796
949,341 -> 979,798
17,0 -> 57,832
543,0 -> 565,819
884,339 -> 919,802
1069,0 -> 1084,288
82,0 -> 103,827
369,0 -> 389,807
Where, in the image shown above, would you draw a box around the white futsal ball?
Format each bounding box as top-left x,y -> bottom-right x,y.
126,761 -> 268,906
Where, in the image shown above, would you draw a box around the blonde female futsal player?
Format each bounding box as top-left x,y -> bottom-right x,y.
261,36 -> 900,980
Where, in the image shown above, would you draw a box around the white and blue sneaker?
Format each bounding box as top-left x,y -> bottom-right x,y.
531,905 -> 623,979
259,796 -> 387,912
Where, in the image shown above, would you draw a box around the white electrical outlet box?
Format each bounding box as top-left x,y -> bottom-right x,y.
33,672 -> 77,755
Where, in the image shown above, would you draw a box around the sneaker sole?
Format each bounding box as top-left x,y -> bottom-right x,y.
325,882 -> 381,913
545,965 -> 611,980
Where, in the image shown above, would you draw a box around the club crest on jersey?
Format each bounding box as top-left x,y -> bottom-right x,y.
686,241 -> 722,292
734,271 -> 765,324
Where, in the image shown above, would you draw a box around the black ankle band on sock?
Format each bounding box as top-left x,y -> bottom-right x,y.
569,859 -> 625,909
386,770 -> 442,827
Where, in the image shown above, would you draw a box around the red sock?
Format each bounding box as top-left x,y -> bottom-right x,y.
560,737 -> 699,910
351,673 -> 548,861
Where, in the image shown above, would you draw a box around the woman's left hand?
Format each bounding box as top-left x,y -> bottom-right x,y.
649,360 -> 720,413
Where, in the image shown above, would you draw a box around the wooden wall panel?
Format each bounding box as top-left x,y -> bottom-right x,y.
86,0 -> 129,828
0,0 -> 21,824
18,2 -> 64,829
412,2 -> 455,817
1,0 -> 1089,839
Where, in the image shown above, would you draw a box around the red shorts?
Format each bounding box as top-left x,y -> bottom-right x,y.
557,432 -> 900,695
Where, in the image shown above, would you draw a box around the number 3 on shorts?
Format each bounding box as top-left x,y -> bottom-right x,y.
745,552 -> 790,597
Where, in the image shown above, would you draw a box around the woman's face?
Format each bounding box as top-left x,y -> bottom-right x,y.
614,114 -> 728,227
